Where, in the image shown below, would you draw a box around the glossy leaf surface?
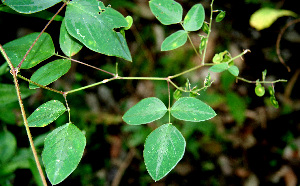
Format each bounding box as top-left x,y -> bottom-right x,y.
3,32 -> 55,69
1,0 -> 62,14
149,0 -> 183,25
171,97 -> 216,122
144,123 -> 185,181
161,30 -> 187,51
183,4 -> 205,31
42,123 -> 86,185
65,0 -> 132,61
123,97 -> 167,125
29,59 -> 71,89
27,100 -> 66,127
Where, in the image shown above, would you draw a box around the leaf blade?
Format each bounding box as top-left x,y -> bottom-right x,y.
27,100 -> 66,127
123,97 -> 167,125
144,123 -> 186,181
183,4 -> 205,31
161,30 -> 187,51
171,97 -> 216,122
209,63 -> 229,73
42,123 -> 86,185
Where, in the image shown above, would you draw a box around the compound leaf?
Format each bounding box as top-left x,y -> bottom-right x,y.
65,0 -> 132,61
161,30 -> 187,51
171,97 -> 216,122
149,0 -> 183,25
123,97 -> 167,125
3,32 -> 55,69
27,100 -> 66,127
1,0 -> 62,14
42,123 -> 86,185
29,59 -> 71,89
144,123 -> 185,181
183,4 -> 205,31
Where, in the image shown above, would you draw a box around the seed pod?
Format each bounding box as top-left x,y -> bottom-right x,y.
255,84 -> 265,97
216,11 -> 226,22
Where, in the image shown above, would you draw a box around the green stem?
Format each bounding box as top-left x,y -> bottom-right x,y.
236,77 -> 287,84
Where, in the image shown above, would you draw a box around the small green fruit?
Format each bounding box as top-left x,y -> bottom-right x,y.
216,11 -> 226,22
173,89 -> 182,100
255,84 -> 265,97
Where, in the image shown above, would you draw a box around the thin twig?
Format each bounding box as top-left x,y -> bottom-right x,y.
17,2 -> 67,69
276,18 -> 300,72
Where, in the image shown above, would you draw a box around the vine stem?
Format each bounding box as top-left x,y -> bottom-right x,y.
236,77 -> 287,84
0,45 -> 48,186
17,2 -> 67,69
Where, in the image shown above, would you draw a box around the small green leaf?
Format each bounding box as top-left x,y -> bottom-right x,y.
173,89 -> 182,100
3,32 -> 55,69
65,0 -> 132,61
0,83 -> 36,106
42,123 -> 86,185
171,97 -> 216,122
183,4 -> 205,31
124,16 -> 133,30
262,69 -> 267,81
27,100 -> 66,127
250,7 -> 297,31
29,59 -> 71,89
228,65 -> 239,76
149,0 -> 183,25
59,19 -> 83,57
161,30 -> 188,51
2,0 -> 62,14
123,97 -> 167,125
144,123 -> 185,181
0,130 -> 17,164
216,11 -> 226,22
209,63 -> 229,73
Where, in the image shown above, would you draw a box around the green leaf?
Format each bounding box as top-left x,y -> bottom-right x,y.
171,97 -> 216,122
42,123 -> 86,185
123,97 -> 167,125
29,59 -> 71,89
27,100 -> 66,127
59,19 -> 83,57
1,0 -> 62,14
228,65 -> 239,76
3,32 -> 55,69
216,11 -> 226,22
161,30 -> 188,51
65,0 -> 132,61
0,4 -> 63,21
209,63 -> 229,73
0,62 -> 9,76
226,92 -> 246,125
250,7 -> 297,31
0,130 -> 17,164
144,123 -> 185,181
183,4 -> 205,31
149,0 -> 183,25
0,83 -> 36,106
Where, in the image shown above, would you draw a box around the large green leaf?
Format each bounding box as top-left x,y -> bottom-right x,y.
59,19 -> 83,57
0,4 -> 63,21
171,97 -> 216,122
42,123 -> 86,185
149,0 -> 183,25
0,130 -> 17,164
161,30 -> 187,51
65,0 -> 132,61
144,123 -> 185,181
29,59 -> 71,89
250,7 -> 297,31
183,4 -> 205,31
3,32 -> 55,69
1,0 -> 62,14
0,83 -> 36,106
123,97 -> 167,125
27,100 -> 66,127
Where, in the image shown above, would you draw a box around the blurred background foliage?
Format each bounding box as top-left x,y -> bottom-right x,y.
1,0 -> 300,185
